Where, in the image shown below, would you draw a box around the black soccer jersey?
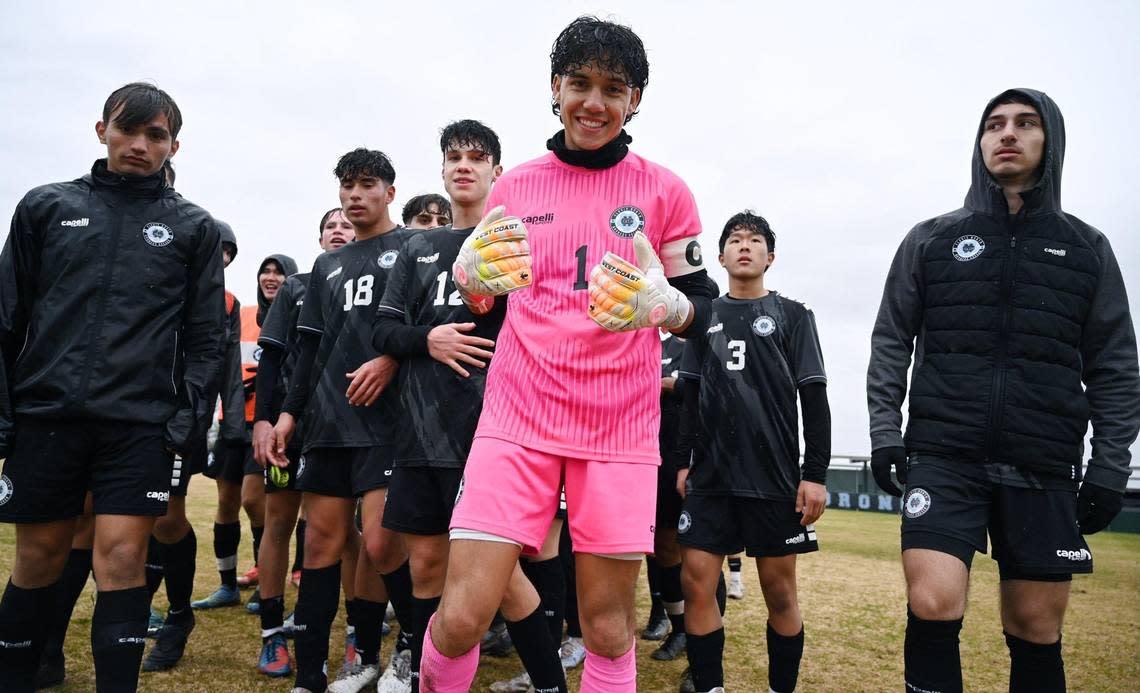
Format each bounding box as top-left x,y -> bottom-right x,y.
659,332 -> 687,455
295,230 -> 413,449
376,226 -> 507,468
258,272 -> 308,416
679,292 -> 827,500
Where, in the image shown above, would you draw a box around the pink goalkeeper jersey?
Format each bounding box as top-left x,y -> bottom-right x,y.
477,150 -> 704,464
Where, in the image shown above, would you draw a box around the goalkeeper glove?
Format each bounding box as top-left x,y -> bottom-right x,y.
587,231 -> 691,331
452,206 -> 531,311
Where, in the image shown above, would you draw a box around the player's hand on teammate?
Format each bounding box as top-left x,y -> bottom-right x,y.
346,355 -> 398,406
676,467 -> 689,500
428,323 -> 495,378
452,205 -> 532,302
268,413 -> 295,469
796,480 -> 827,525
251,420 -> 276,468
1076,483 -> 1124,535
588,231 -> 691,332
870,446 -> 907,497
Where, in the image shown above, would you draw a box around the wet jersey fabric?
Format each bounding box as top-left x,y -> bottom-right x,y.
295,230 -> 413,449
376,226 -> 507,468
258,272 -> 308,418
680,292 -> 827,500
477,151 -> 704,464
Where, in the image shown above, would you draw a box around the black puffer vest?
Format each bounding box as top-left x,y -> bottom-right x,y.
905,89 -> 1099,479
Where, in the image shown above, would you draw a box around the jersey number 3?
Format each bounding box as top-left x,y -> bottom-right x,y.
343,275 -> 374,311
726,339 -> 746,371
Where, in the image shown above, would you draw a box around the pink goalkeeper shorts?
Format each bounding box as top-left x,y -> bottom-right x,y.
450,436 -> 657,555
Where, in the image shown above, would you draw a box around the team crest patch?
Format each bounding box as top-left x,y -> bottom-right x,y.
903,488 -> 932,518
253,346 -> 263,363
752,316 -> 776,337
142,222 -> 174,247
378,250 -> 399,268
952,235 -> 985,262
677,510 -> 692,534
609,205 -> 645,238
0,474 -> 12,506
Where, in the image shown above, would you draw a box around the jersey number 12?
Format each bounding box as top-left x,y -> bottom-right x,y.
434,271 -> 463,307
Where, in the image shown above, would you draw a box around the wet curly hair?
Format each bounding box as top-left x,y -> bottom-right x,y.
550,16 -> 649,124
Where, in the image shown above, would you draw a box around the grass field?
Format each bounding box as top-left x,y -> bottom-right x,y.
1,481 -> 1138,692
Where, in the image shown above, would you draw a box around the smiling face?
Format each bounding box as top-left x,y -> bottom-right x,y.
980,101 -> 1045,189
551,62 -> 641,151
258,260 -> 286,302
442,141 -> 501,209
96,106 -> 179,177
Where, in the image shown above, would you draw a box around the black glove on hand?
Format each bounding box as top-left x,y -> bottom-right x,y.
871,446 -> 907,497
1076,483 -> 1123,535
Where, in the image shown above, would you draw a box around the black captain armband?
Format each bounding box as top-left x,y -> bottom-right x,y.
668,270 -> 715,339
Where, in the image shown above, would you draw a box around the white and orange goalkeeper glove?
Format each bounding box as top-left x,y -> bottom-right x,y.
452,206 -> 531,314
588,231 -> 691,332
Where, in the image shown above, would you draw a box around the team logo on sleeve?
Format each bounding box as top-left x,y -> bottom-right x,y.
378,250 -> 399,268
952,235 -> 986,262
142,222 -> 174,247
752,316 -> 776,337
677,510 -> 692,534
0,475 -> 13,506
903,488 -> 932,518
609,205 -> 645,238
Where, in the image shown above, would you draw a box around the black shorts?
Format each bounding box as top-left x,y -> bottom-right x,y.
677,494 -> 818,558
656,460 -> 684,530
264,443 -> 303,494
0,417 -> 173,521
900,455 -> 1091,580
296,446 -> 393,498
383,466 -> 464,535
203,440 -> 260,483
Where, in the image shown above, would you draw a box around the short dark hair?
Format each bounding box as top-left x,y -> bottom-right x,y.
102,82 -> 183,139
440,119 -> 503,166
550,16 -> 649,124
318,207 -> 344,238
719,210 -> 775,254
334,148 -> 396,186
401,194 -> 452,225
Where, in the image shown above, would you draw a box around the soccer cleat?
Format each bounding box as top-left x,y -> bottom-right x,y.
727,573 -> 745,600
678,666 -> 696,693
290,569 -> 301,588
237,566 -> 260,588
559,636 -> 586,670
480,621 -> 514,657
326,662 -> 378,692
489,669 -> 532,692
375,648 -> 413,693
282,611 -> 297,638
651,631 -> 687,661
289,688 -> 316,693
147,606 -> 165,638
257,633 -> 294,677
34,650 -> 65,689
642,608 -> 669,641
246,588 -> 261,614
191,584 -> 241,609
141,614 -> 195,672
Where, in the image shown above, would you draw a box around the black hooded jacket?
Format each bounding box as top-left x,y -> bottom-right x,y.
256,254 -> 298,326
868,89 -> 1140,491
0,159 -> 227,455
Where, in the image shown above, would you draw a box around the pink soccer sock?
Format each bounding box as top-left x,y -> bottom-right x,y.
580,641 -> 637,692
418,612 -> 480,693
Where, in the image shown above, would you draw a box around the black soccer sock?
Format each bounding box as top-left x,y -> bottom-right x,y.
0,579 -> 59,690
352,599 -> 384,666
523,557 -> 566,646
260,595 -> 285,640
716,571 -> 727,617
344,598 -> 358,635
91,587 -> 148,693
293,562 -> 341,692
145,536 -> 164,599
686,627 -> 725,692
1005,632 -> 1065,693
767,621 -> 804,693
251,525 -> 264,568
904,607 -> 963,693
410,595 -> 441,692
505,605 -> 568,693
559,524 -> 582,638
380,560 -> 414,637
661,563 -> 685,635
292,520 -> 306,573
43,549 -> 92,659
161,527 -> 196,623
646,556 -> 664,620
727,556 -> 742,575
213,522 -> 240,589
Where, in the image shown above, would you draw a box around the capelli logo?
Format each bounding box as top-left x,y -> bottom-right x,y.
61,218 -> 90,227
521,213 -> 554,225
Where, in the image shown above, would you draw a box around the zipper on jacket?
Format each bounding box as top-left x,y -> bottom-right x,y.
170,331 -> 179,395
75,206 -> 125,404
984,221 -> 1021,458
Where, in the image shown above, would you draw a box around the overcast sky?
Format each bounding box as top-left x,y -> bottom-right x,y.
2,0 -> 1138,459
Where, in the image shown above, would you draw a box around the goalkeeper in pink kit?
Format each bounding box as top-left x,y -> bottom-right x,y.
420,16 -> 715,693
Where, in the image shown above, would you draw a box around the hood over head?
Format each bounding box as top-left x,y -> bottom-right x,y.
217,220 -> 238,259
966,88 -> 1065,215
256,253 -> 298,325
